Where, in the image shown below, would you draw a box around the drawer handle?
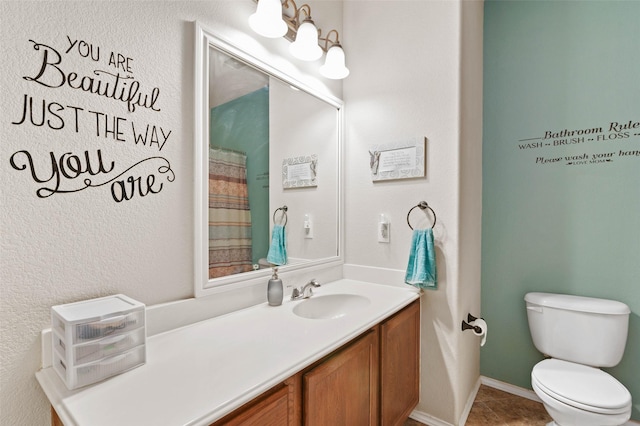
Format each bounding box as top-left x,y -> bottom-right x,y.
98,334 -> 129,346
96,315 -> 126,325
78,315 -> 133,340
99,353 -> 128,366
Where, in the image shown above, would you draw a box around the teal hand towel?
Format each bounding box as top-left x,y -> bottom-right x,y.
405,228 -> 437,289
267,224 -> 287,266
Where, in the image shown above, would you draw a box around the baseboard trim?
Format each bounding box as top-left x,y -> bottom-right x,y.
480,375 -> 542,402
459,377 -> 481,425
408,410 -> 454,426
407,377 -> 480,426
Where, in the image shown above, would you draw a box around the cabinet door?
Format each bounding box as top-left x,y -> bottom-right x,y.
210,374 -> 301,426
380,300 -> 420,426
303,329 -> 379,426
51,407 -> 64,426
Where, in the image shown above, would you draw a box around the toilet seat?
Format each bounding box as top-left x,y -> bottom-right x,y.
532,359 -> 632,414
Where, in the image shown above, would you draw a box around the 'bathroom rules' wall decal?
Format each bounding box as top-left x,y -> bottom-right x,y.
514,119 -> 640,167
8,35 -> 175,202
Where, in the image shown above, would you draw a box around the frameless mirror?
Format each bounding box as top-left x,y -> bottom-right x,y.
195,23 -> 343,296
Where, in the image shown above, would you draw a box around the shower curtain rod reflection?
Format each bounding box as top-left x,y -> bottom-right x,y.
210,146 -> 247,156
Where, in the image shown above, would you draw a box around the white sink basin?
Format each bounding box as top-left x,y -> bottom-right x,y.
292,294 -> 371,320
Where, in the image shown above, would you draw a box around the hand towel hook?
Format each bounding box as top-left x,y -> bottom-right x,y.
273,205 -> 288,226
407,201 -> 436,230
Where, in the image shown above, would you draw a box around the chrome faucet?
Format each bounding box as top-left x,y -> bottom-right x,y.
291,279 -> 321,300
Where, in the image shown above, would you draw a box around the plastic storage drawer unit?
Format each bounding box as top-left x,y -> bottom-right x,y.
51,294 -> 146,390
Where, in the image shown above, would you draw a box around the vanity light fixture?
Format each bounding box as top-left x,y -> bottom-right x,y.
289,17 -> 323,61
249,0 -> 349,79
319,30 -> 349,79
248,0 -> 288,38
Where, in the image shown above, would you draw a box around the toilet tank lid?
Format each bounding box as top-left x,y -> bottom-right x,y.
525,292 -> 630,315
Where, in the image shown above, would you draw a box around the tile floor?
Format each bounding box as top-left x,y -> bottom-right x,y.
404,384 -> 552,426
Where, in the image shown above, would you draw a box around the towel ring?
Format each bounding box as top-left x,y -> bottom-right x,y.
273,205 -> 288,226
407,201 -> 436,230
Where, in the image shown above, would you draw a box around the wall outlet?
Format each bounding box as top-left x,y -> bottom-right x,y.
378,215 -> 390,243
304,214 -> 313,239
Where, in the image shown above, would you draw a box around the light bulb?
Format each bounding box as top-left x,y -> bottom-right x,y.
289,19 -> 323,61
249,0 -> 287,38
320,44 -> 349,79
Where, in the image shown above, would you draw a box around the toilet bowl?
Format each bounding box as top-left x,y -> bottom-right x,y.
531,359 -> 631,426
524,292 -> 632,426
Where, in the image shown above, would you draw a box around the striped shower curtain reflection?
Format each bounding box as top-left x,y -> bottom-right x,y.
208,148 -> 253,279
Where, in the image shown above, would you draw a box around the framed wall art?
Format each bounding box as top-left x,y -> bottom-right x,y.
369,137 -> 426,181
282,154 -> 318,188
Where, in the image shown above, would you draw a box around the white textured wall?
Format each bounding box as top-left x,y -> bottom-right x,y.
0,1 -> 342,425
343,1 -> 482,424
458,0 -> 484,420
1,1 -> 483,425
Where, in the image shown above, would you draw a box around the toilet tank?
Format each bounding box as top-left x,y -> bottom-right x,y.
525,292 -> 630,367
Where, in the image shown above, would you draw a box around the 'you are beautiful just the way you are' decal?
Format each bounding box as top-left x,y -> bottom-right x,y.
9,35 -> 175,203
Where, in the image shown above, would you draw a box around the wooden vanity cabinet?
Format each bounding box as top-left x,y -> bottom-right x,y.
210,374 -> 301,426
50,300 -> 420,426
303,328 -> 379,426
379,299 -> 420,426
51,407 -> 64,426
209,301 -> 420,426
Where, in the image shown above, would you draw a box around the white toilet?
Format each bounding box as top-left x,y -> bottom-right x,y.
525,292 -> 632,426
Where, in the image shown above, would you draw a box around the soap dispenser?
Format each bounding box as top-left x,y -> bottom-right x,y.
267,267 -> 283,306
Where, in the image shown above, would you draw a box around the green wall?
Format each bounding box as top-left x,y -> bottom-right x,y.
210,87 -> 270,265
482,0 -> 640,420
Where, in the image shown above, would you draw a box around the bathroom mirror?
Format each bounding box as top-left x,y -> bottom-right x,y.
195,23 -> 343,296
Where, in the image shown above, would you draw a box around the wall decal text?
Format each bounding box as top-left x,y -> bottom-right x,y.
9,35 -> 176,202
514,119 -> 640,167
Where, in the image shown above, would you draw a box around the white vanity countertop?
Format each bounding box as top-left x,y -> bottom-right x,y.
36,279 -> 419,426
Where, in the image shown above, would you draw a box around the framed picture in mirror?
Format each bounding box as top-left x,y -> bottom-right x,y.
282,154 -> 318,188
